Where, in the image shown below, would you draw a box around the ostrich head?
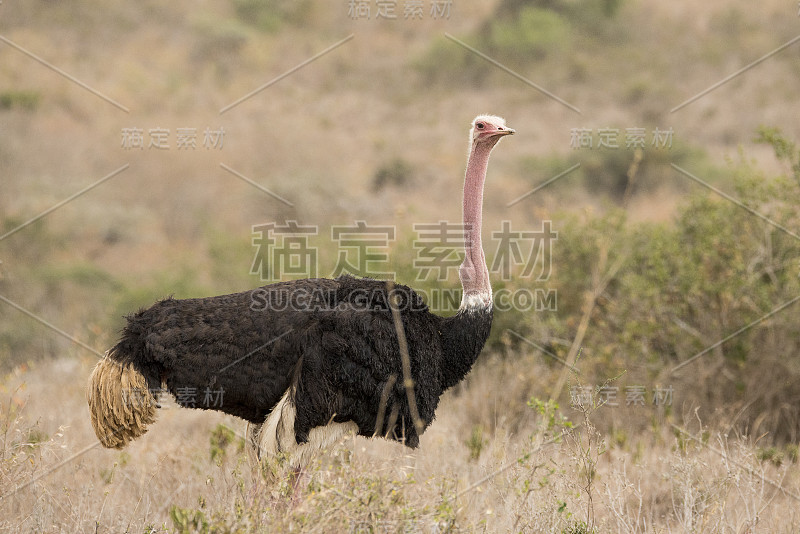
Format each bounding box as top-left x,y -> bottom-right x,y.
470,115 -> 515,146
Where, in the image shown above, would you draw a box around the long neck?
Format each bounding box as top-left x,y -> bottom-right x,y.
459,141 -> 493,311
438,139 -> 496,392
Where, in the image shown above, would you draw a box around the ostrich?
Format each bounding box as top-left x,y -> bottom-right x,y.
87,115 -> 514,468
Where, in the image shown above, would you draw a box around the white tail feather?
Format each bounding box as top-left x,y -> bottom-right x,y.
249,389 -> 358,470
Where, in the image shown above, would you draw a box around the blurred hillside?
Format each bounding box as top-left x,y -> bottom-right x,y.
2,1 -> 800,530
2,0 -> 798,348
2,0 -> 800,420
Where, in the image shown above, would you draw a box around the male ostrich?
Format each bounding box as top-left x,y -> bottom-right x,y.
87,115 -> 514,467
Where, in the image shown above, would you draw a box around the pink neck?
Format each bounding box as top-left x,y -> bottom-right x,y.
459,141 -> 494,310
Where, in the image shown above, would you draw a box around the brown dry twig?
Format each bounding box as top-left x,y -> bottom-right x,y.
386,281 -> 425,438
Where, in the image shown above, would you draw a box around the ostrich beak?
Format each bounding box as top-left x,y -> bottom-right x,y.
497,127 -> 515,136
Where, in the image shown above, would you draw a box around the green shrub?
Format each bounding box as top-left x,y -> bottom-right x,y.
562,519 -> 598,534
170,505 -> 209,534
190,15 -> 249,64
531,129 -> 800,443
209,424 -> 243,463
0,90 -> 41,111
372,158 -> 414,191
488,6 -> 570,62
233,0 -> 313,32
413,34 -> 493,87
465,424 -> 485,461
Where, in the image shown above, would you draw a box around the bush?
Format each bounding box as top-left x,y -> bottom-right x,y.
531,129 -> 800,442
0,90 -> 41,111
520,141 -> 713,204
488,6 -> 570,63
372,158 -> 414,191
233,0 -> 313,32
190,15 -> 249,65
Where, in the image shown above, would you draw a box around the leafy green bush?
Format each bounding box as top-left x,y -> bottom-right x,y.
209,424 -> 244,463
170,505 -> 209,534
413,34 -> 493,87
416,6 -> 571,84
530,129 -> 800,442
416,0 -> 629,86
372,158 -> 414,191
520,140 -> 714,204
0,90 -> 41,111
190,15 -> 249,64
233,0 -> 313,32
494,0 -> 624,20
488,6 -> 570,63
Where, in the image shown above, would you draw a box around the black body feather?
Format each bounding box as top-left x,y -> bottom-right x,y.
108,274 -> 492,448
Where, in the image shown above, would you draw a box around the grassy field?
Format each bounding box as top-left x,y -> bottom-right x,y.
2,0 -> 800,531
2,353 -> 800,532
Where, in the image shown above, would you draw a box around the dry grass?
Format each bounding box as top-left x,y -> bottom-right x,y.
2,355 -> 799,533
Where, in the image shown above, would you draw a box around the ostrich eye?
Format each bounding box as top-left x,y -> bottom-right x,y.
476,123 -> 485,129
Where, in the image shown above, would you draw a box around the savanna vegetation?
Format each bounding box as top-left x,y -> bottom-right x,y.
2,0 -> 800,531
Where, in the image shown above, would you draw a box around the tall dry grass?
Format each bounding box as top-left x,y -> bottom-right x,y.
2,354 -> 799,532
